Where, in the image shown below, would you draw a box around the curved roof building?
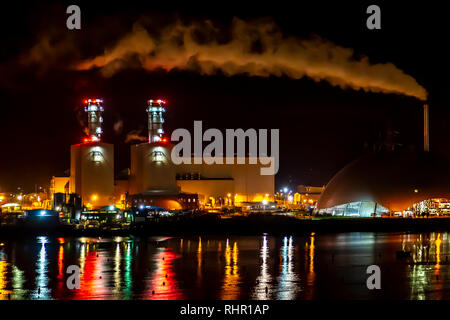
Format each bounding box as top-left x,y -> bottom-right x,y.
316,151 -> 450,216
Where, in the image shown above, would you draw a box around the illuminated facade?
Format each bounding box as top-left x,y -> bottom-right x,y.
70,142 -> 115,208
129,142 -> 178,195
319,201 -> 389,217
50,177 -> 69,197
317,151 -> 450,216
69,98 -> 115,208
50,97 -> 274,211
175,158 -> 274,207
127,100 -> 274,209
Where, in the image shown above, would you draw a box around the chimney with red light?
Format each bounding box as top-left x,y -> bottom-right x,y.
146,99 -> 166,143
83,98 -> 104,142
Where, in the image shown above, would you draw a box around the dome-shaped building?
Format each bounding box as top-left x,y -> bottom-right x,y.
316,151 -> 450,216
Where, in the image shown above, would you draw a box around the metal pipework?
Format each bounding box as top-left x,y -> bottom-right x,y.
146,99 -> 166,143
84,98 -> 104,141
424,104 -> 429,152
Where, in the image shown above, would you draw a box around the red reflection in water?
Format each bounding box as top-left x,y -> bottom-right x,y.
56,244 -> 65,295
72,244 -> 107,300
147,248 -> 183,300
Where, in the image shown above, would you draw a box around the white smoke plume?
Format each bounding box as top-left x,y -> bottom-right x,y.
77,18 -> 427,101
125,129 -> 147,143
113,119 -> 124,134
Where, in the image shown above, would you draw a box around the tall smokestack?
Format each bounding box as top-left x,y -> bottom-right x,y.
146,99 -> 166,143
424,104 -> 429,152
83,98 -> 104,142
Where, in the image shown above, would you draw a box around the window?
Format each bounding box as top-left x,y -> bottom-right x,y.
91,151 -> 103,163
152,151 -> 165,163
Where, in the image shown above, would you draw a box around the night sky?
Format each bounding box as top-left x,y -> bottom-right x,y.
0,1 -> 448,192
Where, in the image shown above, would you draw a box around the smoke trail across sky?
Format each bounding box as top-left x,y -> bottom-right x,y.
77,18 -> 427,101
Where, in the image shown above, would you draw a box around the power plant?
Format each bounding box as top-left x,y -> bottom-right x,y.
50,98 -> 275,217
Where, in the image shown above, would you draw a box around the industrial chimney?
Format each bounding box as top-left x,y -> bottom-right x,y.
424,104 -> 429,152
83,98 -> 104,141
146,99 -> 166,143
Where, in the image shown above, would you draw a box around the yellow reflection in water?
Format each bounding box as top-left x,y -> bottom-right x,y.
434,233 -> 442,299
197,237 -> 202,283
309,233 -> 315,274
0,260 -> 12,299
435,233 -> 441,269
406,233 -> 443,300
221,240 -> 240,299
304,233 -> 316,299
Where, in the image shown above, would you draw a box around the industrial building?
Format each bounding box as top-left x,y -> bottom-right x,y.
51,98 -> 275,213
65,99 -> 115,209
316,104 -> 450,217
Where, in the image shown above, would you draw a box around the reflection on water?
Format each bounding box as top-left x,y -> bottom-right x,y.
252,235 -> 272,299
1,232 -> 450,299
33,237 -> 50,299
276,236 -> 300,300
221,240 -> 240,299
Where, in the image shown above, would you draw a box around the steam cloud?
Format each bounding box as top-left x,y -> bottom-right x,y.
77,18 -> 427,100
125,129 -> 147,143
113,120 -> 124,134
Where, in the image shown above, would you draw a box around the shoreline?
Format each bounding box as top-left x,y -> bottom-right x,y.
2,215 -> 450,238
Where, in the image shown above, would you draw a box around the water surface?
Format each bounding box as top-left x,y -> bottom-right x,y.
0,232 -> 448,300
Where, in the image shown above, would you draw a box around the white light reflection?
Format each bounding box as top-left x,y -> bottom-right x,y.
114,242 -> 122,298
251,235 -> 273,299
276,236 -> 299,300
33,236 -> 51,299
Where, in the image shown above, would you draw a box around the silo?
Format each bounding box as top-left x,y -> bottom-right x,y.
130,142 -> 178,194
129,99 -> 178,195
70,141 -> 115,207
70,98 -> 114,207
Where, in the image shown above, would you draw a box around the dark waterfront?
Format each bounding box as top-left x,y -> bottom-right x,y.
0,232 -> 449,300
